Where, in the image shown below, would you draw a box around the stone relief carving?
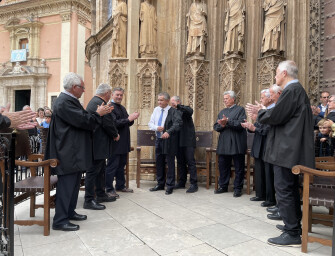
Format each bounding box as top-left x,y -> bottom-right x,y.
136,60 -> 161,109
9,62 -> 25,74
261,0 -> 286,55
186,0 -> 208,59
184,59 -> 209,110
223,0 -> 246,57
257,55 -> 285,89
111,0 -> 128,58
219,57 -> 246,105
109,60 -> 128,90
139,0 -> 157,58
308,0 -> 321,104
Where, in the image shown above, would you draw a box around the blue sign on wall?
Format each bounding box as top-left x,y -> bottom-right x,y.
11,49 -> 27,62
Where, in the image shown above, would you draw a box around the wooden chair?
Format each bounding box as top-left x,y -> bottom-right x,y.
292,163 -> 335,253
214,132 -> 255,194
136,130 -> 157,188
194,131 -> 215,189
125,147 -> 134,188
1,129 -> 58,236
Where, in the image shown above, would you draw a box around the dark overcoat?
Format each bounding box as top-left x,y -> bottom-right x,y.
177,104 -> 196,148
45,93 -> 101,175
0,114 -> 10,130
326,112 -> 335,122
250,122 -> 270,159
214,105 -> 247,155
162,107 -> 183,155
86,96 -> 118,160
110,102 -> 134,155
258,82 -> 315,169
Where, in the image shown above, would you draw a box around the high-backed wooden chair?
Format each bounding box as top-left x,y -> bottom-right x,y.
194,131 -> 215,189
136,130 -> 157,188
292,163 -> 335,253
0,129 -> 58,236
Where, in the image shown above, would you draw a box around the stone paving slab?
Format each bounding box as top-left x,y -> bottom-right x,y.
13,180 -> 332,255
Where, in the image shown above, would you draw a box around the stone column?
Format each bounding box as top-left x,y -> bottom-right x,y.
108,58 -> 128,105
219,55 -> 246,110
184,57 -> 210,130
257,54 -> 285,89
135,58 -> 161,129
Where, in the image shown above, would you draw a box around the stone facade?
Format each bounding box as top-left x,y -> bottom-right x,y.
86,0 -> 335,177
0,0 -> 92,111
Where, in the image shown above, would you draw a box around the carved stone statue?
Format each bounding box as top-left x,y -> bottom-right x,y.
139,0 -> 157,58
186,0 -> 208,58
9,62 -> 24,74
111,0 -> 128,58
223,0 -> 245,56
261,0 -> 286,54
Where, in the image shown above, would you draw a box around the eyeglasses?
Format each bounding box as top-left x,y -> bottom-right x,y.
75,85 -> 85,90
322,96 -> 329,99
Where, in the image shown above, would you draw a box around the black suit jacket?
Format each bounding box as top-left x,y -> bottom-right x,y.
162,107 -> 183,155
177,105 -> 196,148
86,96 -> 118,160
45,92 -> 101,175
111,102 -> 134,155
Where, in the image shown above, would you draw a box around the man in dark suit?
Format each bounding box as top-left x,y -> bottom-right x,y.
45,72 -> 112,231
325,95 -> 335,122
170,96 -> 198,193
248,60 -> 314,246
214,91 -> 247,197
84,84 -> 119,210
105,87 -> 139,198
242,89 -> 276,207
148,92 -> 182,195
317,91 -> 329,118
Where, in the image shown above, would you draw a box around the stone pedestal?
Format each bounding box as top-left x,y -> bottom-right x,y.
257,54 -> 285,89
108,58 -> 129,104
219,56 -> 246,109
184,57 -> 210,129
135,58 -> 162,129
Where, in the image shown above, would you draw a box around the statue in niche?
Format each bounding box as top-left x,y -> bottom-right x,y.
223,0 -> 245,56
139,0 -> 157,58
186,0 -> 208,58
111,0 -> 128,58
261,0 -> 286,54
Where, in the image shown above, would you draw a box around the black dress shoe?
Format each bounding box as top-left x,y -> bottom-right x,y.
174,183 -> 186,189
276,224 -> 302,235
261,201 -> 276,207
214,187 -> 228,194
233,190 -> 242,197
149,185 -> 165,192
267,206 -> 279,213
267,232 -> 301,247
83,200 -> 106,210
186,184 -> 198,193
250,196 -> 265,201
267,211 -> 282,220
96,193 -> 117,203
52,222 -> 79,231
165,188 -> 173,195
69,212 -> 87,221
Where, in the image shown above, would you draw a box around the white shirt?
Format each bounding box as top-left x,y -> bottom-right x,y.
148,105 -> 171,131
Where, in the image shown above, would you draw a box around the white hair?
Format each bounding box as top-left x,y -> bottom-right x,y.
223,90 -> 236,100
63,72 -> 83,90
171,95 -> 181,103
96,83 -> 111,95
261,89 -> 271,98
277,60 -> 298,79
270,84 -> 283,94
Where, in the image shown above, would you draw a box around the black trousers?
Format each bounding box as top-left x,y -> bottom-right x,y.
254,157 -> 266,198
218,154 -> 245,191
105,154 -> 127,192
273,165 -> 302,236
155,139 -> 175,189
85,159 -> 106,202
176,146 -> 197,185
53,171 -> 82,226
264,162 -> 276,203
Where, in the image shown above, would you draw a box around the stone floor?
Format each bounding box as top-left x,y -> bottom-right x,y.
14,180 -> 332,256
